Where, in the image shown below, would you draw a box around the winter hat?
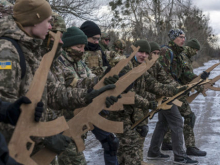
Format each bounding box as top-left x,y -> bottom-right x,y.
149,42 -> 160,52
80,20 -> 101,38
51,12 -> 66,33
62,26 -> 87,48
134,39 -> 151,54
101,32 -> 110,39
186,39 -> 200,50
13,0 -> 52,27
168,29 -> 185,41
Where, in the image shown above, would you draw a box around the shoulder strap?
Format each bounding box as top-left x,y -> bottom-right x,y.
0,37 -> 26,79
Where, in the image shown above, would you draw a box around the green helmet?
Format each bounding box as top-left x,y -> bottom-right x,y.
101,32 -> 110,40
51,12 -> 67,33
114,39 -> 126,50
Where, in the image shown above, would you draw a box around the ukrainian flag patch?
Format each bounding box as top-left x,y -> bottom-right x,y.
0,61 -> 12,69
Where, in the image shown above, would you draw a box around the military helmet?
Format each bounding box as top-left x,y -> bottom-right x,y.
114,39 -> 126,50
101,32 -> 110,40
51,12 -> 67,33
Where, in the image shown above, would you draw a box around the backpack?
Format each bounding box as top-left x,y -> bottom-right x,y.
0,37 -> 26,79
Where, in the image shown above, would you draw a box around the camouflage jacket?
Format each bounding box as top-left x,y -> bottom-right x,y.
159,41 -> 197,84
105,50 -> 127,67
0,0 -> 13,18
179,46 -> 197,85
83,49 -> 106,77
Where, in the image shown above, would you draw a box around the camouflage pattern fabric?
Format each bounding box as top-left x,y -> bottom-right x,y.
83,49 -> 106,77
51,12 -> 66,33
113,39 -> 126,50
163,45 -> 198,148
105,50 -> 127,67
0,0 -> 13,18
99,32 -> 110,51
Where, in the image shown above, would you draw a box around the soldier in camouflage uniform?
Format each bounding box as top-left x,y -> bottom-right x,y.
162,39 -> 207,156
99,32 -> 110,51
105,39 -> 127,67
108,39 -> 187,165
147,29 -> 208,164
0,0 -> 52,144
0,0 -> 13,18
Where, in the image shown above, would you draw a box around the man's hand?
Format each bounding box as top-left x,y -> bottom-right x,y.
104,75 -> 119,85
136,125 -> 149,137
85,84 -> 116,104
105,95 -> 121,108
174,85 -> 188,95
195,85 -> 204,93
148,101 -> 157,110
201,71 -> 210,80
43,134 -> 72,154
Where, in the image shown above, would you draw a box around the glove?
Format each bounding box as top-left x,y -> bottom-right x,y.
104,75 -> 119,85
85,84 -> 116,104
6,96 -> 31,125
200,71 -> 210,80
195,85 -> 204,93
174,85 -> 187,95
43,134 -> 71,154
136,125 -> 149,137
148,101 -> 157,110
105,95 -> 121,108
34,102 -> 44,122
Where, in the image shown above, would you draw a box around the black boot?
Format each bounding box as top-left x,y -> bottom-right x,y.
161,142 -> 172,151
174,157 -> 198,164
186,147 -> 207,156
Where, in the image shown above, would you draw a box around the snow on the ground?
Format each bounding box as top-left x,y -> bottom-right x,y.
84,60 -> 220,165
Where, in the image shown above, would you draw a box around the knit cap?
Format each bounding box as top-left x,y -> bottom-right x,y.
80,20 -> 101,38
149,42 -> 160,52
168,29 -> 185,41
13,0 -> 52,26
134,39 -> 151,54
186,39 -> 200,50
62,26 -> 87,48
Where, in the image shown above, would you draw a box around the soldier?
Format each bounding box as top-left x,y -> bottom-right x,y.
0,97 -> 43,165
105,39 -> 127,67
0,0 -> 52,143
108,39 -> 187,165
162,39 -> 207,156
42,14 -> 119,165
99,32 -> 110,51
0,0 -> 13,18
147,29 -> 208,164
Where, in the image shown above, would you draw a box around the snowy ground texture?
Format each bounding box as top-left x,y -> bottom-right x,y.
83,60 -> 220,165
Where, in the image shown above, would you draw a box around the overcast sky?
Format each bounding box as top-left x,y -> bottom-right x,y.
192,0 -> 220,42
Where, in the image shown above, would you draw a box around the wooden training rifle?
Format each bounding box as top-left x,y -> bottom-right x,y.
8,31 -> 69,165
31,48 -> 159,165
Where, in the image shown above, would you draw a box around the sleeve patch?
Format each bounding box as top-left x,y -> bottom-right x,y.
0,61 -> 12,69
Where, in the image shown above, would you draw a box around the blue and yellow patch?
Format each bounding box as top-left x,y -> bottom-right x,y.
0,61 -> 12,69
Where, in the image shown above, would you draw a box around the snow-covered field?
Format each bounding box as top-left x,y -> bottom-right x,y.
84,60 -> 220,165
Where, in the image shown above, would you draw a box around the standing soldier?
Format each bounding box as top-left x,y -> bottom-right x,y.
99,32 -> 110,51
112,39 -> 126,55
162,39 -> 207,156
147,29 -> 208,165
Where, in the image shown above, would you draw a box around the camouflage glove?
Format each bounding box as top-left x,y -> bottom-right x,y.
173,85 -> 188,95
195,85 -> 204,93
136,125 -> 149,137
85,84 -> 116,104
43,134 -> 71,154
105,95 -> 121,108
148,101 -> 158,110
104,75 -> 119,85
201,71 -> 210,80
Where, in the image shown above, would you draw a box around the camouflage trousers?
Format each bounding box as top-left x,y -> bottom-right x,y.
163,96 -> 196,148
116,122 -> 145,165
57,140 -> 86,165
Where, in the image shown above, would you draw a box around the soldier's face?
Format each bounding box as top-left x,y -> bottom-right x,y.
135,52 -> 149,63
151,50 -> 160,56
102,38 -> 110,45
71,44 -> 85,53
31,16 -> 52,39
88,34 -> 101,44
173,34 -> 186,47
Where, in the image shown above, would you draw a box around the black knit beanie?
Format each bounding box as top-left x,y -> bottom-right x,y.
186,39 -> 200,50
62,27 -> 87,48
80,20 -> 101,38
149,42 -> 160,52
134,39 -> 151,54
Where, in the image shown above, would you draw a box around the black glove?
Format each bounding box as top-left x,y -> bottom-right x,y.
104,75 -> 119,85
136,125 -> 149,137
6,96 -> 31,125
148,101 -> 157,110
34,102 -> 44,122
201,71 -> 210,80
43,134 -> 72,154
85,84 -> 116,104
105,95 -> 121,108
174,85 -> 187,95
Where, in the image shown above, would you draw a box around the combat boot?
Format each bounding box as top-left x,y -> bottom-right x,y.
147,152 -> 170,160
186,147 -> 206,156
161,142 -> 172,151
173,157 -> 198,164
